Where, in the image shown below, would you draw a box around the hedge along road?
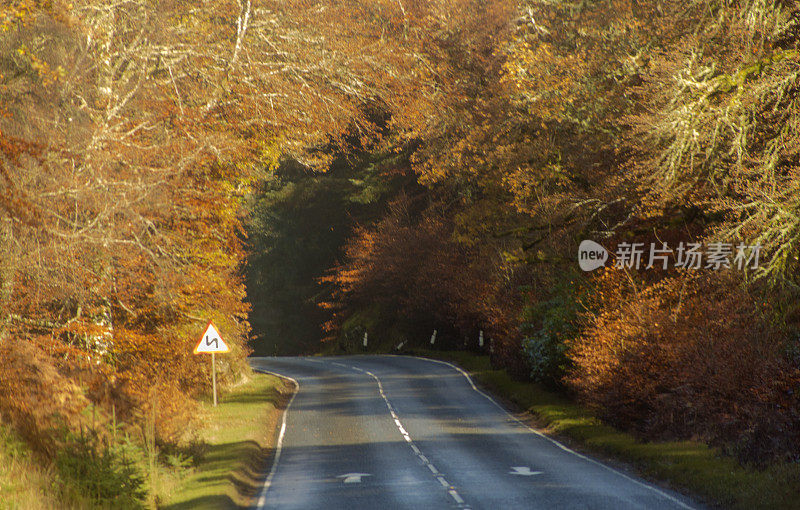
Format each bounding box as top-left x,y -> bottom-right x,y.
249,355 -> 703,510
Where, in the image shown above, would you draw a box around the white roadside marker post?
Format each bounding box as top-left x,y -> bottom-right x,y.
193,321 -> 229,407
479,330 -> 484,348
363,331 -> 368,348
430,329 -> 437,345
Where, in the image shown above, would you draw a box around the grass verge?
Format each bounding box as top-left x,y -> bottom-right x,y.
0,372 -> 289,510
0,425 -> 63,510
161,373 -> 290,510
412,349 -> 800,510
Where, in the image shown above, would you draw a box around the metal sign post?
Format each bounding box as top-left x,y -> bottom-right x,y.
212,352 -> 217,407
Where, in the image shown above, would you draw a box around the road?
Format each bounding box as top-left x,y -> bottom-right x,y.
250,355 -> 701,510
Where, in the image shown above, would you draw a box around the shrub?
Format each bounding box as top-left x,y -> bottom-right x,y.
56,432 -> 146,509
568,271 -> 800,463
522,335 -> 569,386
0,339 -> 89,455
521,284 -> 583,387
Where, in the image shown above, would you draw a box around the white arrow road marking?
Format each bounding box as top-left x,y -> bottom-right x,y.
509,466 -> 543,476
337,473 -> 372,483
329,361 -> 471,509
402,355 -> 697,510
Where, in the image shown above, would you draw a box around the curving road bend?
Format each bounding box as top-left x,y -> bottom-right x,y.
250,355 -> 702,510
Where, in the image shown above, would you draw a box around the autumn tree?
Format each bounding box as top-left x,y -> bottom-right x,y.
0,0 -> 443,450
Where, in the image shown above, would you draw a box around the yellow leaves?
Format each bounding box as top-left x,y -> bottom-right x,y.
12,44 -> 62,87
0,1 -> 34,31
254,137 -> 283,173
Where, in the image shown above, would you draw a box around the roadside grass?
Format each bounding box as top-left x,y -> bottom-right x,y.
0,373 -> 287,510
161,373 -> 288,510
412,349 -> 800,510
0,425 -> 64,510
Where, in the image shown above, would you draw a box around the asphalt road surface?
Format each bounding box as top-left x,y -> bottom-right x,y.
250,355 -> 702,510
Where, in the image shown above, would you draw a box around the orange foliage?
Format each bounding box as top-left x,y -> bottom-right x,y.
322,194 -> 515,351
0,338 -> 90,455
569,271 -> 800,462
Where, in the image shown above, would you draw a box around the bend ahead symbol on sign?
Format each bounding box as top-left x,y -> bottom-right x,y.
194,321 -> 229,354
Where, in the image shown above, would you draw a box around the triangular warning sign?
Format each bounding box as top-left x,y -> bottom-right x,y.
194,321 -> 229,354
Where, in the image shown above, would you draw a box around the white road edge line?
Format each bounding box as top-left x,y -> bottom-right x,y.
252,368 -> 300,510
329,360 -> 470,509
398,355 -> 697,510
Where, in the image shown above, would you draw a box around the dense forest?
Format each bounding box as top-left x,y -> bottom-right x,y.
250,0 -> 800,465
2,0 -> 800,506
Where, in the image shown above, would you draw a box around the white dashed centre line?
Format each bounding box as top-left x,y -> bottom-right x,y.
331,361 -> 471,509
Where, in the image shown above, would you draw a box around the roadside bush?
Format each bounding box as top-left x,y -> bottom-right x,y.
0,339 -> 89,455
521,285 -> 583,387
56,432 -> 146,508
568,271 -> 800,463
